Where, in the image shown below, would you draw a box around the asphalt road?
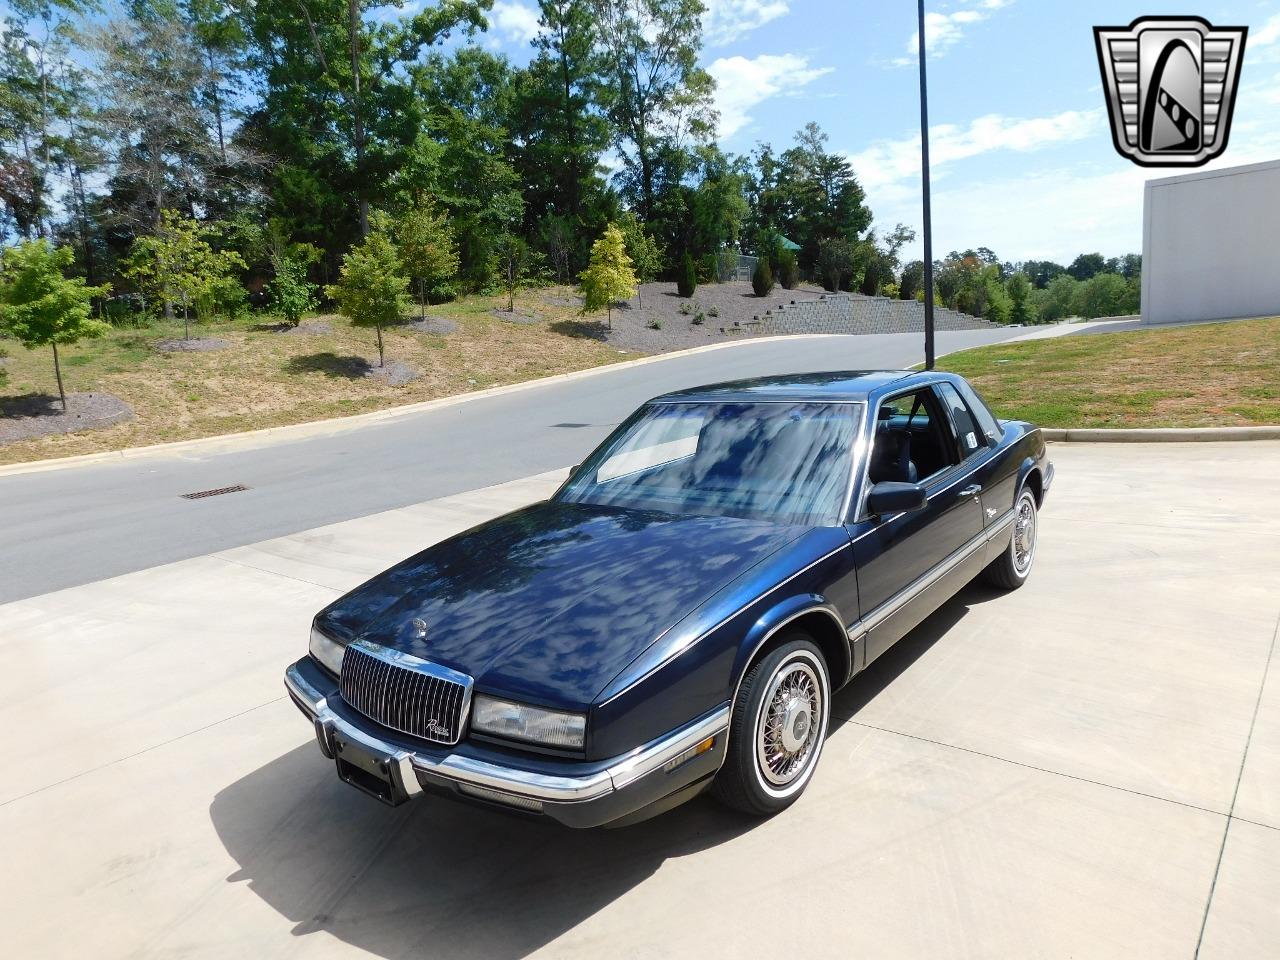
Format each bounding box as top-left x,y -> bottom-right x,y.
0,330 -> 1017,603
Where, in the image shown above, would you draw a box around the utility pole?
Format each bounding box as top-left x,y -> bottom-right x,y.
918,0 -> 936,369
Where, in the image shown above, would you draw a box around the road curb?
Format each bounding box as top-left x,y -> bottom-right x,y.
0,334 -> 839,479
1043,426 -> 1280,442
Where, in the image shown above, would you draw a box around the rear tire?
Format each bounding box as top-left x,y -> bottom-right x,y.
712,636 -> 830,817
982,486 -> 1038,590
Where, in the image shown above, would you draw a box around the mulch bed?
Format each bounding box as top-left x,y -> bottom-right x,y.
155,337 -> 231,352
364,360 -> 421,386
408,317 -> 457,335
0,392 -> 134,444
548,280 -> 828,354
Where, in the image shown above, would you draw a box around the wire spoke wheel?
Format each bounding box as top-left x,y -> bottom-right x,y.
1012,492 -> 1037,575
755,660 -> 823,788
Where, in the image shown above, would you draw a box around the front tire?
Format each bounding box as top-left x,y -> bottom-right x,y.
982,486 -> 1039,590
712,636 -> 830,817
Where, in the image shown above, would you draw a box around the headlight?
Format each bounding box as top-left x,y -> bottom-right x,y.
471,695 -> 586,750
309,623 -> 347,676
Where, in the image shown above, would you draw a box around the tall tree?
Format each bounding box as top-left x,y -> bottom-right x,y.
243,0 -> 489,243
593,0 -> 715,222
89,5 -> 225,236
778,123 -> 871,272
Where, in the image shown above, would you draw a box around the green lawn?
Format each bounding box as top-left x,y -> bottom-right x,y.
940,317 -> 1280,428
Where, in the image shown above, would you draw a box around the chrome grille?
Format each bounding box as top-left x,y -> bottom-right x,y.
340,641 -> 471,746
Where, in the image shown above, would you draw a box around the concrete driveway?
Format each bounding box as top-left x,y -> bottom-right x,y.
2,442 -> 1277,959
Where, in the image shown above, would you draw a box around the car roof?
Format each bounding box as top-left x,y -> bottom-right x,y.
651,370 -> 959,404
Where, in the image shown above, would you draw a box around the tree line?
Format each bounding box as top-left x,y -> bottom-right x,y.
1,0 -> 1142,337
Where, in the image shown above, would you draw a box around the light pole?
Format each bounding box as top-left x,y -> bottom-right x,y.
917,0 -> 936,370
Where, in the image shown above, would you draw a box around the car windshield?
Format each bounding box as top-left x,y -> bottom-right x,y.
556,401 -> 861,525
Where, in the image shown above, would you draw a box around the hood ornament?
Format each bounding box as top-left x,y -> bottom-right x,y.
409,617 -> 429,640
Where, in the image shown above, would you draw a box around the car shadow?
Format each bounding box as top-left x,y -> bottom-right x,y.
210,743 -> 753,960
210,580 -> 997,958
830,580 -> 999,722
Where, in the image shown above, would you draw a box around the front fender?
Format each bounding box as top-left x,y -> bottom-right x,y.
731,596 -> 847,687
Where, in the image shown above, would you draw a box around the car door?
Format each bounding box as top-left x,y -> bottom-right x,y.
848,385 -> 986,666
944,378 -> 1019,531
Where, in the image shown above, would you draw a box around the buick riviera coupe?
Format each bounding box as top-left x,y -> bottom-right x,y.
285,371 -> 1052,826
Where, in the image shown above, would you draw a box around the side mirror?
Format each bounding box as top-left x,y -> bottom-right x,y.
866,481 -> 927,518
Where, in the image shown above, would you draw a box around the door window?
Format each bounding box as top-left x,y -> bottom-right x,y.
936,382 -> 986,459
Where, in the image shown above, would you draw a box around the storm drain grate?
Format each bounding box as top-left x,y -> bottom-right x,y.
181,484 -> 249,500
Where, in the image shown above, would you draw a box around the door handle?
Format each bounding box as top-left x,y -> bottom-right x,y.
960,483 -> 982,497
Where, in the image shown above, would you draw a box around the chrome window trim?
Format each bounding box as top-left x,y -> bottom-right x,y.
286,662 -> 728,804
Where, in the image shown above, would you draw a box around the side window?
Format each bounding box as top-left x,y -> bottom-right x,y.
953,379 -> 1003,444
869,389 -> 954,485
936,382 -> 985,458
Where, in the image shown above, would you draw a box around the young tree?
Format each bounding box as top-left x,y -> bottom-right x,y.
676,250 -> 697,297
776,248 -> 799,289
496,232 -> 540,313
326,222 -> 410,366
817,237 -> 855,292
1005,272 -> 1035,325
126,210 -> 247,337
268,248 -> 319,326
393,197 -> 459,318
578,222 -> 635,328
617,211 -> 663,308
0,239 -> 110,411
752,256 -> 773,296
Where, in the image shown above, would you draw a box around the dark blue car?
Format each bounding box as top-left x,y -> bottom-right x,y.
285,370 -> 1052,826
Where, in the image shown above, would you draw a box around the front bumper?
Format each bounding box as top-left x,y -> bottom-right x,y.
284,656 -> 729,828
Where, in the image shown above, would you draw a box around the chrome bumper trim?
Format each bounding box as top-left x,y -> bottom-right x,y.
285,664 -> 728,804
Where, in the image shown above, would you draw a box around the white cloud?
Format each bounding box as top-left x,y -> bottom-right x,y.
1253,13 -> 1280,47
702,0 -> 790,46
489,0 -> 541,45
849,108 -> 1102,190
708,53 -> 832,139
893,0 -> 1013,65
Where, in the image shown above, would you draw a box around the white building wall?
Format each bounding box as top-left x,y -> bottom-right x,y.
1142,158 -> 1280,324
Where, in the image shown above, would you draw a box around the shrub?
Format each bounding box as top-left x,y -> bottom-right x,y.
777,249 -> 799,290
692,311 -> 704,325
708,305 -> 719,317
678,301 -> 693,315
647,318 -> 663,330
752,257 -> 774,296
677,252 -> 697,297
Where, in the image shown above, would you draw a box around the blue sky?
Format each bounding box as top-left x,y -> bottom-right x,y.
480,0 -> 1280,264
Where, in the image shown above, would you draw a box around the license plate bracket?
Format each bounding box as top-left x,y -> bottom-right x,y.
335,737 -> 412,806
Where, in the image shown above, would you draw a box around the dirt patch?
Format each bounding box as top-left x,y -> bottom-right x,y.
155,337 -> 231,353
364,360 -> 420,386
408,317 -> 457,335
493,309 -> 540,325
0,392 -> 134,444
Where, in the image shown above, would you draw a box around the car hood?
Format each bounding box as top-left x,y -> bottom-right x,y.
317,500 -> 807,708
